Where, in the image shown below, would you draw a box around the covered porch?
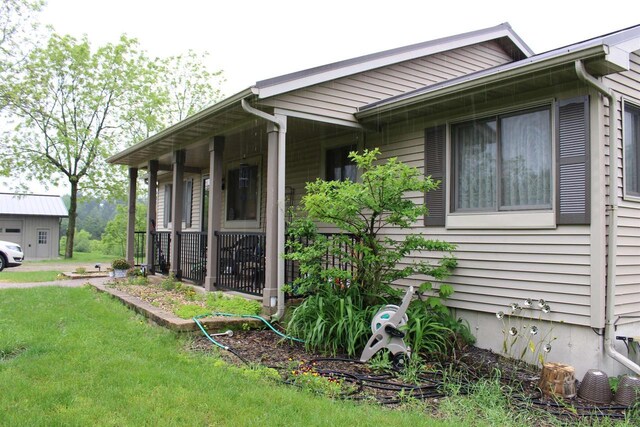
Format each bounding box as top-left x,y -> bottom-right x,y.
109,92 -> 362,308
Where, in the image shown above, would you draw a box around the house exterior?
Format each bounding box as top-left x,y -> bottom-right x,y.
0,193 -> 68,260
108,23 -> 640,377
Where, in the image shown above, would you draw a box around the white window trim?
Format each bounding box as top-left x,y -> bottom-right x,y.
445,100 -> 557,230
622,97 -> 640,202
223,156 -> 262,230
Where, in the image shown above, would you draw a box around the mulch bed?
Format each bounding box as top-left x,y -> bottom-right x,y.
108,282 -> 634,423
188,328 -> 633,423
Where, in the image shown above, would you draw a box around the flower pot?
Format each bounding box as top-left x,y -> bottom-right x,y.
113,269 -> 127,279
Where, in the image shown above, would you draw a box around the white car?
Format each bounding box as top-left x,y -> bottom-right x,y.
0,240 -> 24,271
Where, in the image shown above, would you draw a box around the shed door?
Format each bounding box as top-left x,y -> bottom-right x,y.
0,220 -> 23,247
36,229 -> 50,259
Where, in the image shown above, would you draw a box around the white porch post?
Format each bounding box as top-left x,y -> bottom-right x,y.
170,150 -> 185,277
205,136 -> 224,291
126,167 -> 138,266
145,160 -> 158,273
263,116 -> 287,310
263,123 -> 279,308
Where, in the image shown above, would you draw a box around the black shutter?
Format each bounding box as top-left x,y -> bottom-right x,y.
424,125 -> 446,226
556,96 -> 590,225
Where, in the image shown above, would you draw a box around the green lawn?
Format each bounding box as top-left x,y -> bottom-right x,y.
0,287 -> 446,426
0,270 -> 61,283
22,251 -> 118,265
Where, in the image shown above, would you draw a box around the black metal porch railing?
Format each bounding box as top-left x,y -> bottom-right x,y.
134,228 -> 355,295
285,232 -> 357,286
133,231 -> 146,267
215,231 -> 266,296
177,231 -> 207,285
153,231 -> 171,274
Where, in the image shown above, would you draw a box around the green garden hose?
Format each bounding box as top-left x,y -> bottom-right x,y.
193,312 -> 304,345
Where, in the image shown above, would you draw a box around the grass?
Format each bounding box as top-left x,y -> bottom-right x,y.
0,270 -> 62,283
0,286 -> 448,426
22,251 -> 118,265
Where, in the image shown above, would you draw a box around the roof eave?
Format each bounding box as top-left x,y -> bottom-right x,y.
356,44 -> 611,119
107,87 -> 257,165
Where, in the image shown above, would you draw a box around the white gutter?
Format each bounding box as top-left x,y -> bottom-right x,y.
575,60 -> 640,375
240,99 -> 287,320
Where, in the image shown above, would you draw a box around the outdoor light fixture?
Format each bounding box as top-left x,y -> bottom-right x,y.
95,264 -> 101,272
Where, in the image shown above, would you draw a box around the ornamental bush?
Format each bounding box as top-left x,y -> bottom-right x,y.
285,148 -> 471,357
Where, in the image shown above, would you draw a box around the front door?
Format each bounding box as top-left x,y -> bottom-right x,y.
36,229 -> 50,259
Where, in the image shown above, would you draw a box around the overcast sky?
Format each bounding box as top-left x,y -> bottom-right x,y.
41,0 -> 640,96
6,0 -> 639,195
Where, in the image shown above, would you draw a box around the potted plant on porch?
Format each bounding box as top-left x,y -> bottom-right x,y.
111,258 -> 132,279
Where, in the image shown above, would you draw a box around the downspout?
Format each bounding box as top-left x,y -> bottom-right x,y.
240,99 -> 287,320
575,60 -> 640,374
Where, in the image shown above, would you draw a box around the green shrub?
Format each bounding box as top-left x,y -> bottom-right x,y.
160,274 -> 180,291
284,148 -> 469,358
73,229 -> 93,252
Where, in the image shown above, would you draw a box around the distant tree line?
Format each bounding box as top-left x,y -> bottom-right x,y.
59,194 -> 147,257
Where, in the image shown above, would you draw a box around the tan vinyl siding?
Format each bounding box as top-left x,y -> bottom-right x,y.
366,107 -> 593,326
263,41 -> 514,122
279,107 -> 594,325
605,52 -> 640,323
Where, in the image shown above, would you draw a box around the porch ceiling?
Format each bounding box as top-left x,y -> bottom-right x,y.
109,99 -> 259,169
111,99 -> 360,172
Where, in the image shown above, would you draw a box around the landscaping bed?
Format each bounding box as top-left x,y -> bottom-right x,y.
106,277 -> 636,425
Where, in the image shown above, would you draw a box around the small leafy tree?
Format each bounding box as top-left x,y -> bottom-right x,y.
286,149 -> 465,356
287,148 -> 457,300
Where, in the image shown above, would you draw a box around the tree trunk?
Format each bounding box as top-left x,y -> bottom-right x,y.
65,178 -> 78,259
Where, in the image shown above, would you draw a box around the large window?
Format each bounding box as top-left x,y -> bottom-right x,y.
226,163 -> 259,222
325,145 -> 357,182
624,102 -> 640,198
452,107 -> 552,212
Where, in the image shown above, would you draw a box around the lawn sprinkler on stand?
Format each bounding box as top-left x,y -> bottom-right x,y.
360,286 -> 413,369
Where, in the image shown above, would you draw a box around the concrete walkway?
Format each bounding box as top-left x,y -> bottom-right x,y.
0,276 -> 112,290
